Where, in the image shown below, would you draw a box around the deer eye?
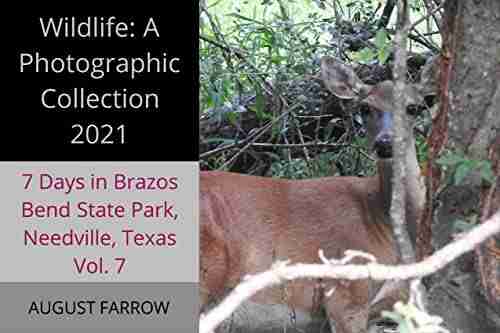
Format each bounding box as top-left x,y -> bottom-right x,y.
406,105 -> 419,116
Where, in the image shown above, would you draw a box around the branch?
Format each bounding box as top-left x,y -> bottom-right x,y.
392,0 -> 416,265
377,0 -> 396,29
422,0 -> 443,35
199,34 -> 275,95
249,142 -> 346,149
199,210 -> 500,333
218,100 -> 290,171
406,0 -> 445,34
200,102 -> 294,160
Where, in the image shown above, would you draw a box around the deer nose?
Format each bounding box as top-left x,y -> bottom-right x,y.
374,133 -> 393,159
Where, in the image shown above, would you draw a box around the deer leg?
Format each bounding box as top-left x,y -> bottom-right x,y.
324,280 -> 371,333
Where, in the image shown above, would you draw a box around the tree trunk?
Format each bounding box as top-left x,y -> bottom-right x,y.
426,1 -> 500,332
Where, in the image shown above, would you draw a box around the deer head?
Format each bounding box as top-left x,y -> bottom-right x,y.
320,56 -> 427,160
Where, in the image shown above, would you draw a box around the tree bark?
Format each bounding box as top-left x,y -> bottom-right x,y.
426,1 -> 500,332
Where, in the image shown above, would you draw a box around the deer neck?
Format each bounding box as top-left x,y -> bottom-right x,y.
376,134 -> 425,244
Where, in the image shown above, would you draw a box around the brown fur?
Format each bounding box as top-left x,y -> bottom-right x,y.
200,57 -> 428,333
200,171 -> 406,333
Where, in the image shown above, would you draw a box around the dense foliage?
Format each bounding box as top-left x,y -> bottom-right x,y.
200,0 -> 439,178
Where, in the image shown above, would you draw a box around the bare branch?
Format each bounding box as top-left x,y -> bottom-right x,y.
219,103 -> 289,171
406,0 -> 445,34
392,0 -> 416,265
199,210 -> 500,333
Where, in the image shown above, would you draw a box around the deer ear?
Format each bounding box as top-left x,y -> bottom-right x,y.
320,56 -> 369,100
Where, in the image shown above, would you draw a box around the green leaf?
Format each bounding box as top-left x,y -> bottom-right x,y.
225,111 -> 238,126
270,55 -> 284,65
378,46 -> 390,64
356,48 -> 376,63
480,161 -> 496,184
454,162 -> 472,185
468,159 -> 481,169
453,219 -> 475,232
253,86 -> 266,120
374,29 -> 388,49
398,320 -> 412,333
435,153 -> 464,166
381,311 -> 402,323
204,137 -> 236,145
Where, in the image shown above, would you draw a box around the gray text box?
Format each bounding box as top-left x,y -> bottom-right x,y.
0,282 -> 198,332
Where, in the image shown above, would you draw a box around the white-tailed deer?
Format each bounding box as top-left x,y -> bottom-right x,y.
200,56 -> 428,333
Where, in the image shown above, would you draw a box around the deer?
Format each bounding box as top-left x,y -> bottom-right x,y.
200,56 -> 430,333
